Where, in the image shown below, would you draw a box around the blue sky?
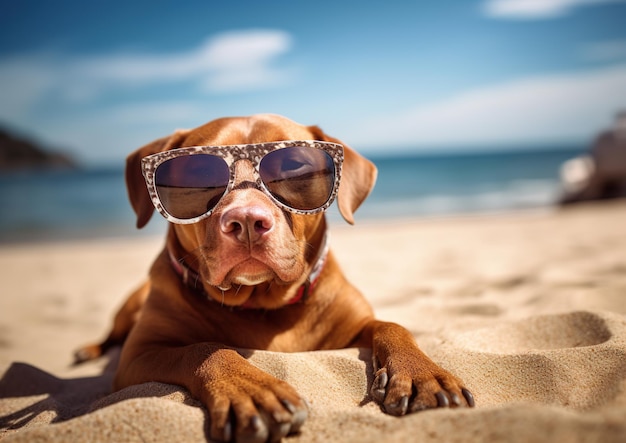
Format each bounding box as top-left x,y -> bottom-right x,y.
1,0 -> 626,165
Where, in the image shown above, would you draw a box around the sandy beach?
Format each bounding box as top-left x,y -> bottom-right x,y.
1,201 -> 625,442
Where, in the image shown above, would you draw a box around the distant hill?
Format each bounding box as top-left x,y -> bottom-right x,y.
0,128 -> 77,171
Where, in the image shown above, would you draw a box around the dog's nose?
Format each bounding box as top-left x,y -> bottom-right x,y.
220,206 -> 275,245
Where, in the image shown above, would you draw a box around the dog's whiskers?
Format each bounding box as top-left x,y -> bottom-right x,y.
183,246 -> 214,288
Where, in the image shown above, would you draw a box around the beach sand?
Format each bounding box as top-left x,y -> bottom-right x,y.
1,201 -> 625,442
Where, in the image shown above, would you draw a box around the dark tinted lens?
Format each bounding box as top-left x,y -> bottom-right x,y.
259,146 -> 335,210
155,154 -> 229,219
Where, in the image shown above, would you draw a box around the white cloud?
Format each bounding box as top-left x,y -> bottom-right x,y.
0,29 -> 294,127
483,0 -> 626,19
73,29 -> 293,91
350,64 -> 626,150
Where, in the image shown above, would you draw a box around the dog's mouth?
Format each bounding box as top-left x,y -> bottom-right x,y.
223,259 -> 276,287
202,257 -> 305,309
204,253 -> 302,294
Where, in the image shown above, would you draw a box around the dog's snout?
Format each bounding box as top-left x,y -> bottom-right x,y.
220,206 -> 275,245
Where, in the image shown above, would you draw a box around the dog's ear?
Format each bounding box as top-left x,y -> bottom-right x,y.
125,129 -> 190,229
308,126 -> 377,225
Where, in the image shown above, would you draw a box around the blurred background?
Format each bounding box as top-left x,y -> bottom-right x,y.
1,0 -> 625,242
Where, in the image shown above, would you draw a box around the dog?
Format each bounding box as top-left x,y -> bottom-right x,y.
75,114 -> 474,443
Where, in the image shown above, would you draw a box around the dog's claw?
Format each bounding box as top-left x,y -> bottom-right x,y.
72,345 -> 101,365
289,403 -> 308,434
280,398 -> 296,414
450,393 -> 462,407
237,414 -> 268,443
223,421 -> 232,442
72,349 -> 90,365
462,388 -> 475,407
250,415 -> 263,432
265,406 -> 296,443
384,395 -> 409,416
370,369 -> 389,402
435,391 -> 449,408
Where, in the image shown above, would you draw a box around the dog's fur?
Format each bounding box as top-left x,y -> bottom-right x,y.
76,114 -> 473,443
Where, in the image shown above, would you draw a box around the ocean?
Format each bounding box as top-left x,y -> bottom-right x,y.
0,147 -> 583,243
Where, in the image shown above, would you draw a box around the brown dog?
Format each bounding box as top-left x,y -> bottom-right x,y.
76,114 -> 473,443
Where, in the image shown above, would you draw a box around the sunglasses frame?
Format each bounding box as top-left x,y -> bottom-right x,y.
141,140 -> 344,224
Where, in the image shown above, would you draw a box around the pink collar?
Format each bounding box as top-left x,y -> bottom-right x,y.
169,231 -> 330,309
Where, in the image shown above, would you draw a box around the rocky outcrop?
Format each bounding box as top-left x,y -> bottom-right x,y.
0,128 -> 77,171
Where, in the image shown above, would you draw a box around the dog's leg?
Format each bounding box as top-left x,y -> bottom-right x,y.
73,281 -> 149,364
115,343 -> 308,443
360,320 -> 474,414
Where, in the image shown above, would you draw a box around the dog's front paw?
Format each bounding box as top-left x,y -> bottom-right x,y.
204,367 -> 308,443
370,355 -> 474,416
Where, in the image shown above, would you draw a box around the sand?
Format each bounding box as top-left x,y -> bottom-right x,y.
1,201 -> 625,442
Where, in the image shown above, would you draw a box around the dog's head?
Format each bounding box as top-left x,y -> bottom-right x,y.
125,114 -> 376,308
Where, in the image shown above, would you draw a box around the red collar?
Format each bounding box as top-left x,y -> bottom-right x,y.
169,231 -> 330,309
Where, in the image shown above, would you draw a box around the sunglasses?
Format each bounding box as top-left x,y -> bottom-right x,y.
141,140 -> 344,224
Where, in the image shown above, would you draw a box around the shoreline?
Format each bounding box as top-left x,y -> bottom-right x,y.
0,201 -> 573,248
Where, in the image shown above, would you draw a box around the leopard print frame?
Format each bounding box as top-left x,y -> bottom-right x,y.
141,140 -> 344,225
